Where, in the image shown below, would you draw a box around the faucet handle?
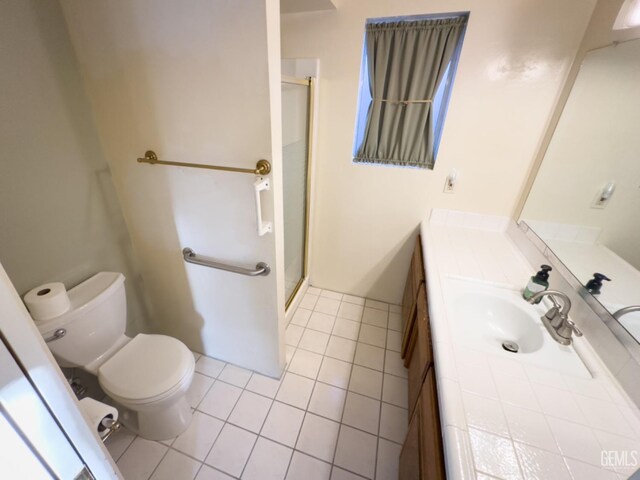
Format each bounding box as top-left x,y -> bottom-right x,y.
567,319 -> 583,337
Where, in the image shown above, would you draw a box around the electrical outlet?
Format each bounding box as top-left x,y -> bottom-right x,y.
444,170 -> 457,194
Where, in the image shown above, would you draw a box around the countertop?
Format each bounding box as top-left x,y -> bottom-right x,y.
421,210 -> 640,480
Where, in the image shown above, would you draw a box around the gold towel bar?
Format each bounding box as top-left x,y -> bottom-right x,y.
137,150 -> 271,176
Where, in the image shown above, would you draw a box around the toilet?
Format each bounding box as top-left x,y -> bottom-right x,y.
32,272 -> 195,440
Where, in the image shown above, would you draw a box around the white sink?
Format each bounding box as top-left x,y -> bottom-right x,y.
444,277 -> 591,378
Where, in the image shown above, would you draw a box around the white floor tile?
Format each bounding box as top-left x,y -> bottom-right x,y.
354,343 -> 384,371
205,423 -> 257,477
186,373 -> 215,408
291,308 -> 313,327
300,293 -> 319,310
362,308 -> 388,328
387,313 -> 402,332
379,403 -> 408,444
332,318 -> 361,341
318,357 -> 353,390
330,467 -> 363,480
298,329 -> 330,355
383,350 -> 407,379
342,392 -> 380,435
315,297 -> 341,316
195,465 -> 235,480
116,437 -> 168,480
307,286 -> 322,295
261,401 -> 305,447
150,449 -> 200,480
376,438 -> 401,480
385,330 -> 402,353
342,294 -> 365,306
334,425 -> 378,479
195,357 -> 226,378
286,451 -> 332,480
276,372 -> 315,409
105,426 -> 136,461
358,324 -> 386,348
321,290 -> 344,301
389,304 -> 402,314
381,374 -> 408,409
308,382 -> 348,422
228,390 -> 272,433
308,312 -> 337,334
242,437 -> 292,480
349,365 -> 383,399
218,364 -> 253,388
325,336 -> 357,362
288,348 -> 324,379
296,413 -> 341,462
286,324 -> 305,347
172,411 -> 224,461
365,299 -> 389,312
246,373 -> 282,399
286,345 -> 296,364
198,380 -> 243,420
337,303 -> 364,322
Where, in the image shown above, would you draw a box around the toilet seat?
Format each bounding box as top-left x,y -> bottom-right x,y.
98,333 -> 194,406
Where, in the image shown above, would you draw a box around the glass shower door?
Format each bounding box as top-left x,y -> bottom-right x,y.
282,77 -> 312,307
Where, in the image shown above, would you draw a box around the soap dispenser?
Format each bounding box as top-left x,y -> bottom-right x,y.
523,265 -> 552,303
585,273 -> 611,295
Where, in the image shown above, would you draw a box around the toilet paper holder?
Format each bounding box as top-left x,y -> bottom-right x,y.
100,417 -> 121,442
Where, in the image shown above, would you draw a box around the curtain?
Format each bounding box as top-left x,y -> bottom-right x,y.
354,16 -> 467,169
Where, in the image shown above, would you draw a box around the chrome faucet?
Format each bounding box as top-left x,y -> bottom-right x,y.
613,305 -> 640,320
527,290 -> 582,345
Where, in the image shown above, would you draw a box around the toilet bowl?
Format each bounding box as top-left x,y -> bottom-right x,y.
29,272 -> 195,440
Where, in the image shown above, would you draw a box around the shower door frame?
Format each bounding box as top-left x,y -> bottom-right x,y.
282,75 -> 315,310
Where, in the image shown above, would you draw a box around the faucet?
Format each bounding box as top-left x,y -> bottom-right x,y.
613,305 -> 640,320
527,290 -> 582,345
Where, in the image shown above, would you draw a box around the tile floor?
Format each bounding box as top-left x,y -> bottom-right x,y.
106,287 -> 408,480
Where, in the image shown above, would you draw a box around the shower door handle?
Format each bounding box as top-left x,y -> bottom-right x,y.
253,177 -> 272,236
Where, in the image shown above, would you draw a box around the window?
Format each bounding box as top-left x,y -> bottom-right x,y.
353,13 -> 468,169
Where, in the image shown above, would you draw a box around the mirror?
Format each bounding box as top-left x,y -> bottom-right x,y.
520,38 -> 640,342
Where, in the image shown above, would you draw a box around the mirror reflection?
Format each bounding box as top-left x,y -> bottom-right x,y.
521,38 -> 640,342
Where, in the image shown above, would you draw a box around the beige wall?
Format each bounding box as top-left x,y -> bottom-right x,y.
281,0 -> 595,303
0,0 -> 148,334
60,0 -> 285,376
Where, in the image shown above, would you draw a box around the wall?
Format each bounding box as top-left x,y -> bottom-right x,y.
0,0 -> 147,334
59,0 -> 285,376
281,0 -> 596,303
522,39 -> 640,269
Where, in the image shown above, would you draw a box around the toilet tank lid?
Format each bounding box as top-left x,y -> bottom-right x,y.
35,272 -> 125,334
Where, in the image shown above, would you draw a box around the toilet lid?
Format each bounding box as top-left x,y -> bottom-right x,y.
98,334 -> 194,403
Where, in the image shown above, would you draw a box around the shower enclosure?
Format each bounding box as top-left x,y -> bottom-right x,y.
281,76 -> 314,307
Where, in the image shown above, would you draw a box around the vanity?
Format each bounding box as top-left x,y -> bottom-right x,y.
398,215 -> 640,479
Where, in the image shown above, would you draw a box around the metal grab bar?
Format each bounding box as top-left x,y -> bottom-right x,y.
137,150 -> 271,176
182,248 -> 270,276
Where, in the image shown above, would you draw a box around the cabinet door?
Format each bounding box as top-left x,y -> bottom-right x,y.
399,398 -> 421,480
412,236 -> 425,292
420,368 -> 446,480
407,287 -> 432,416
402,236 -> 425,358
401,253 -> 416,345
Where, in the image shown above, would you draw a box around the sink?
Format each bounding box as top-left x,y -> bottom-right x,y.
444,277 -> 591,378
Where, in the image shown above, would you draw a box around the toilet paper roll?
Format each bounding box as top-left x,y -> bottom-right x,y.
79,397 -> 119,439
23,282 -> 70,322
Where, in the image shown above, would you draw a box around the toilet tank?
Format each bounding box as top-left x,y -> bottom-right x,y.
36,272 -> 128,371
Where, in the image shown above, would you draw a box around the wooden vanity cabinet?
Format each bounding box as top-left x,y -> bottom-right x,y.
401,236 -> 425,359
400,234 -> 446,480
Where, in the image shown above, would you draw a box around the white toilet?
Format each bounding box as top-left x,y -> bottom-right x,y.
33,272 -> 195,440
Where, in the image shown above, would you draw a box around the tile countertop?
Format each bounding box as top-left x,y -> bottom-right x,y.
420,212 -> 640,480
